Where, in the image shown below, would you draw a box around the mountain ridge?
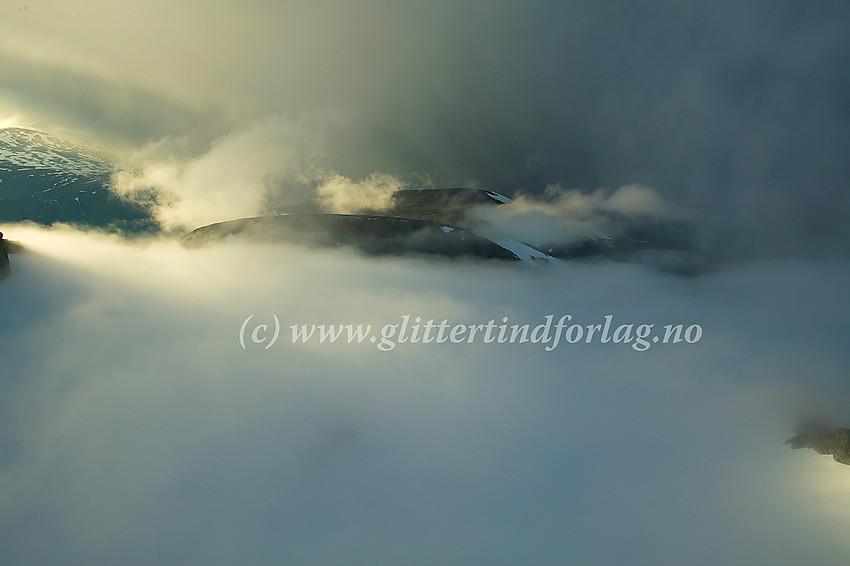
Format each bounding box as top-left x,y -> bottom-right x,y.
0,127 -> 154,231
0,127 -> 113,177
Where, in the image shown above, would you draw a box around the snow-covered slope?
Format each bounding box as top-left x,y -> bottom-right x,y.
0,127 -> 113,177
0,128 -> 154,231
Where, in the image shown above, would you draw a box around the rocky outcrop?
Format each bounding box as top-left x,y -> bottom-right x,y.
786,424 -> 850,466
0,232 -> 10,280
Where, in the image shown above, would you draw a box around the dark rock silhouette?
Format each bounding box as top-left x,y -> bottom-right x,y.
0,231 -> 11,280
182,213 -> 550,262
786,423 -> 850,466
269,187 -> 713,272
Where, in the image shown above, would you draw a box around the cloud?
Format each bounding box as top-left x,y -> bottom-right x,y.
315,172 -> 406,214
108,115 -> 409,230
468,184 -> 694,249
1,224 -> 849,564
3,1 -> 849,257
0,51 -> 225,151
110,113 -> 343,229
599,184 -> 692,219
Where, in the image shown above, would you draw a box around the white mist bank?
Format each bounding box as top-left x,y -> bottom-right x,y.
1,225 -> 849,565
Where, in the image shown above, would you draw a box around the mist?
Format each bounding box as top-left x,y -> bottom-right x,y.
2,225 -> 849,564
467,184 -> 694,249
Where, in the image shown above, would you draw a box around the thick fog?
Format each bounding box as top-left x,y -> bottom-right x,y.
1,226 -> 849,564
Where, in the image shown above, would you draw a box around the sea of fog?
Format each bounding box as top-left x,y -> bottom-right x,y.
1,224 -> 849,565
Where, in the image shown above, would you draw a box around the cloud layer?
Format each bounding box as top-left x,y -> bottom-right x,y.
1,225 -> 849,564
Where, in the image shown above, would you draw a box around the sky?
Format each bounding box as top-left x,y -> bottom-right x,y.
2,0 -> 849,256
2,1 -> 850,564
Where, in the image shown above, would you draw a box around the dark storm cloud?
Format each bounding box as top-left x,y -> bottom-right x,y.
331,1 -> 850,257
0,52 -> 227,151
2,0 -> 849,249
